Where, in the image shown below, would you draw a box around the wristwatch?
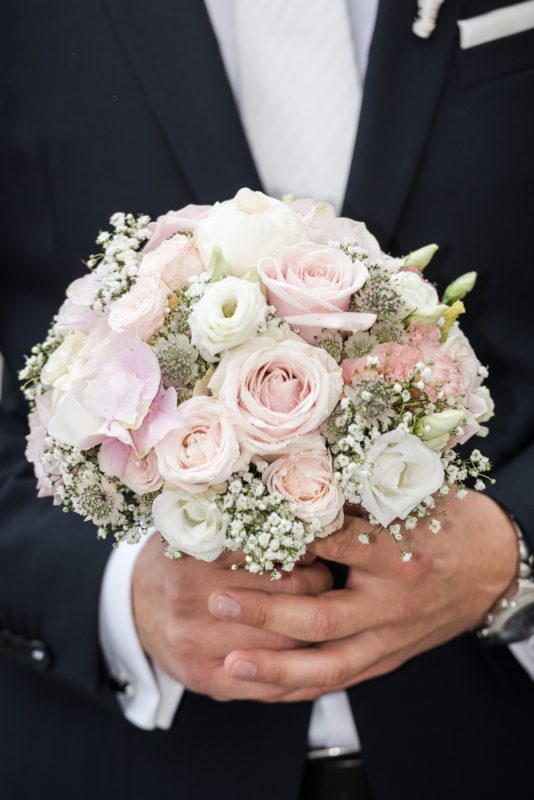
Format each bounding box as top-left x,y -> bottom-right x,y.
478,524 -> 534,645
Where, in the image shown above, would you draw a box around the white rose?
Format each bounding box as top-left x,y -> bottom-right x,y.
195,188 -> 307,278
359,430 -> 444,527
152,489 -> 227,562
189,277 -> 268,361
41,330 -> 87,394
390,270 -> 446,323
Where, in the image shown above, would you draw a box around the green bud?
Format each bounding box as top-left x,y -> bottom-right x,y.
406,303 -> 448,325
414,409 -> 465,451
209,246 -> 230,282
403,243 -> 439,271
282,193 -> 295,205
442,271 -> 477,305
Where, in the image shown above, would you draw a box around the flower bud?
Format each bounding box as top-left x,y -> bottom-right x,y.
442,271 -> 477,304
403,243 -> 439,271
414,409 -> 465,451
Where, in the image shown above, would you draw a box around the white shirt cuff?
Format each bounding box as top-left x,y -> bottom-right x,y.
98,532 -> 184,730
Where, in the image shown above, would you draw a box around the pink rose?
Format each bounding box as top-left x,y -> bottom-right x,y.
291,199 -> 402,269
144,205 -> 212,252
139,234 -> 203,291
107,276 -> 168,341
262,450 -> 344,535
155,396 -> 247,493
98,439 -> 162,495
209,335 -> 343,455
258,242 -> 375,342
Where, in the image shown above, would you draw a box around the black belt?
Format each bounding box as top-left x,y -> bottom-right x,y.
300,748 -> 372,800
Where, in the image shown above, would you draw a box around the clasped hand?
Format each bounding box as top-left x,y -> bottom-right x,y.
134,490 -> 517,703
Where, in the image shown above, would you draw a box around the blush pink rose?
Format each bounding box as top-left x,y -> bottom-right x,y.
291,199 -> 402,270
155,396 -> 247,493
262,450 -> 344,535
144,205 -> 212,252
98,439 -> 162,495
209,335 -> 343,455
139,234 -> 203,291
258,242 -> 374,342
107,276 -> 168,341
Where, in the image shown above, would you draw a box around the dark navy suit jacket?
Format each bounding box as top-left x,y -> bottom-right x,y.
1,1 -> 534,797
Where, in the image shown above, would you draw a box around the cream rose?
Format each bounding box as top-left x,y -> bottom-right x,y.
155,396 -> 247,492
195,188 -> 307,278
262,450 -> 344,535
138,234 -> 203,291
189,276 -> 268,361
152,489 -> 227,562
258,242 -> 374,342
209,335 -> 343,455
107,276 -> 169,341
359,430 -> 444,527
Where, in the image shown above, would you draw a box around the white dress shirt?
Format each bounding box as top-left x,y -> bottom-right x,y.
99,0 -> 534,742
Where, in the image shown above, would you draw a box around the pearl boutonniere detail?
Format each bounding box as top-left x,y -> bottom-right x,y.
412,0 -> 445,38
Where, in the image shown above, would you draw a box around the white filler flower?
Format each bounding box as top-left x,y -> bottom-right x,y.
152,489 -> 227,562
359,430 -> 444,527
189,276 -> 268,361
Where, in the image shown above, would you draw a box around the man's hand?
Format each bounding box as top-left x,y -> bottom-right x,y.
209,491 -> 518,701
132,535 -> 333,701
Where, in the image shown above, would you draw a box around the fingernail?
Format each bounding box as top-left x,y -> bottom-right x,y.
230,659 -> 257,679
210,593 -> 241,619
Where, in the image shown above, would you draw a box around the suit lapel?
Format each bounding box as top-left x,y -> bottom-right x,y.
343,0 -> 463,249
103,0 -> 261,203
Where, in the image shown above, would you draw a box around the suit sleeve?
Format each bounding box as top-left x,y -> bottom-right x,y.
486,442 -> 534,551
0,357 -> 116,706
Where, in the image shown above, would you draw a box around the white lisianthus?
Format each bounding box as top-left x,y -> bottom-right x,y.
189,276 -> 268,361
391,270 -> 447,323
359,430 -> 445,527
152,489 -> 227,562
41,330 -> 87,394
414,409 -> 465,450
195,188 -> 307,278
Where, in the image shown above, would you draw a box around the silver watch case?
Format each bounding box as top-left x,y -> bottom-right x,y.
478,578 -> 534,645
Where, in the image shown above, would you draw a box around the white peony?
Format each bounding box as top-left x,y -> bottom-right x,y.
152,489 -> 227,562
195,188 -> 307,278
390,270 -> 446,323
359,430 -> 445,527
189,276 -> 268,361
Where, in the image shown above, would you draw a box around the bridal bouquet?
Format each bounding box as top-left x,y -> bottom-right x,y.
21,189 -> 493,577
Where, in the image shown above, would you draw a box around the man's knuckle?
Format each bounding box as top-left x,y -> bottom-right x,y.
307,603 -> 340,641
321,658 -> 350,687
325,532 -> 355,562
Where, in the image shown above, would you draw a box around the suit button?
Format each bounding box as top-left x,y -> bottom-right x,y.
28,640 -> 52,671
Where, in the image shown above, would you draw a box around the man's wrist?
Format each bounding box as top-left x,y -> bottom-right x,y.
478,521 -> 534,645
99,532 -> 184,729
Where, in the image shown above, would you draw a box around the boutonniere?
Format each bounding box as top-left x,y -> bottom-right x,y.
412,0 -> 445,38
